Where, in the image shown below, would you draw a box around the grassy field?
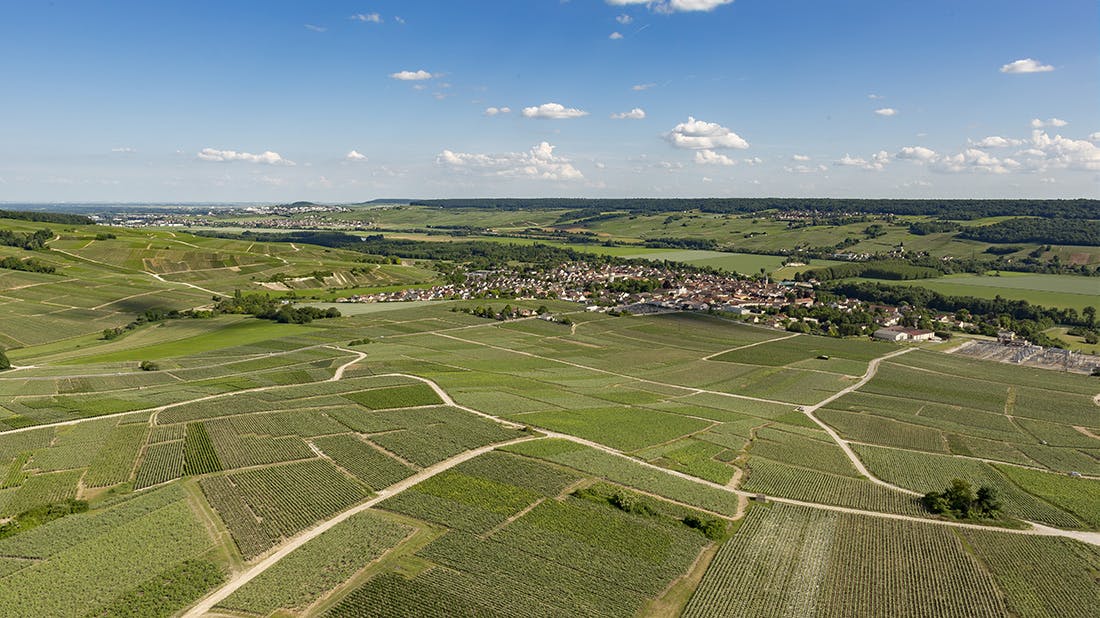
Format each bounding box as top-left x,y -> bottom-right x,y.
0,231 -> 1097,616
850,272 -> 1100,311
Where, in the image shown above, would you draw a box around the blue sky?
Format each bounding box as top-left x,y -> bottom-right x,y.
0,0 -> 1097,201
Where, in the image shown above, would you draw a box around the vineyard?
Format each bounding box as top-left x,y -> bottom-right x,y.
684,504 -> 1007,617
0,270 -> 1096,616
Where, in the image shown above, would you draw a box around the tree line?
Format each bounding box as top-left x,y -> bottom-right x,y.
410,198 -> 1100,220
958,218 -> 1100,246
0,209 -> 93,225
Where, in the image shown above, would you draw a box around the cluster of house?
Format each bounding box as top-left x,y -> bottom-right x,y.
334,262 -> 815,311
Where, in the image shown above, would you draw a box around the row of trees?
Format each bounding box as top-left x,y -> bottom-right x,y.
410,198 -> 1100,220
0,256 -> 56,274
0,228 -> 52,250
959,218 -> 1100,246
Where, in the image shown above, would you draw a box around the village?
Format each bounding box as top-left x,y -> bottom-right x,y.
331,260 -> 956,340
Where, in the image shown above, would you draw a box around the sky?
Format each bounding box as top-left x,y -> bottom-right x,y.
0,0 -> 1097,202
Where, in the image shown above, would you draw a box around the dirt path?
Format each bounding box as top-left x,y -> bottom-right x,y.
181,434 -> 540,617
435,332 -> 794,408
47,239 -> 225,298
798,348 -> 921,495
700,332 -> 801,361
0,347 -> 365,435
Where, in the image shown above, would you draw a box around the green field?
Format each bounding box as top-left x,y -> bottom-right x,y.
0,223 -> 1097,616
852,272 -> 1100,311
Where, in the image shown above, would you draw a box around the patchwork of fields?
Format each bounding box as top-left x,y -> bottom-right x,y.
0,285 -> 1096,616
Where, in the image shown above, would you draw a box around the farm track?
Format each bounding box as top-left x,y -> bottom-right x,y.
182,368 -> 1099,617
181,434 -> 541,618
46,236 -> 226,297
798,348 -> 922,496
434,332 -> 793,407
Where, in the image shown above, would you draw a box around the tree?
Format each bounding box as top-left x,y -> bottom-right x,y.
1084,306 -> 1096,327
922,479 -> 1001,519
0,349 -> 10,371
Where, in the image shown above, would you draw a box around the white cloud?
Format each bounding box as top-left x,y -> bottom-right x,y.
973,136 -> 1022,148
484,106 -> 512,116
867,93 -> 883,100
742,157 -> 763,166
197,148 -> 294,166
304,24 -> 327,32
836,150 -> 890,171
896,146 -> 938,162
1040,177 -> 1056,184
1027,130 -> 1100,171
611,107 -> 646,120
111,147 -> 136,153
632,83 -> 656,91
609,31 -> 623,40
1089,132 -> 1100,142
351,13 -> 382,23
874,107 -> 897,117
666,116 -> 749,150
1000,58 -> 1054,74
616,14 -> 634,24
522,102 -> 589,119
390,69 -> 435,81
394,16 -> 405,24
695,149 -> 735,166
792,154 -> 810,161
346,150 -> 368,161
935,149 -> 1020,174
1031,117 -> 1068,129
785,164 -> 827,174
437,142 -> 584,180
606,0 -> 732,12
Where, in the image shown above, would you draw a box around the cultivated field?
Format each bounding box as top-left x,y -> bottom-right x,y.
0,244 -> 1095,616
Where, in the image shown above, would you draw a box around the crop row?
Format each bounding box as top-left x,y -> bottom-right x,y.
84,424 -> 147,488
231,459 -> 369,538
741,457 -> 924,516
217,511 -> 411,615
312,434 -> 415,490
134,441 -> 184,490
854,444 -> 1082,528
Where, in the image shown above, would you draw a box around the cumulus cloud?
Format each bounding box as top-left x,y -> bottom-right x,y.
785,164 -> 827,174
1000,58 -> 1054,74
390,69 -> 435,81
484,106 -> 512,116
522,102 -> 589,119
666,116 -> 749,150
695,150 -> 735,166
1031,117 -> 1068,129
867,93 -> 883,100
1090,132 -> 1100,142
609,31 -> 623,39
351,13 -> 382,23
437,142 -> 584,181
606,0 -> 733,12
611,108 -> 646,120
616,14 -> 634,24
792,154 -> 810,161
632,83 -> 656,91
197,148 -> 294,166
111,147 -> 136,153
1027,130 -> 1100,171
874,108 -> 897,117
973,136 -> 1023,148
836,151 -> 890,171
743,157 -> 763,166
346,150 -> 367,161
896,146 -> 938,162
